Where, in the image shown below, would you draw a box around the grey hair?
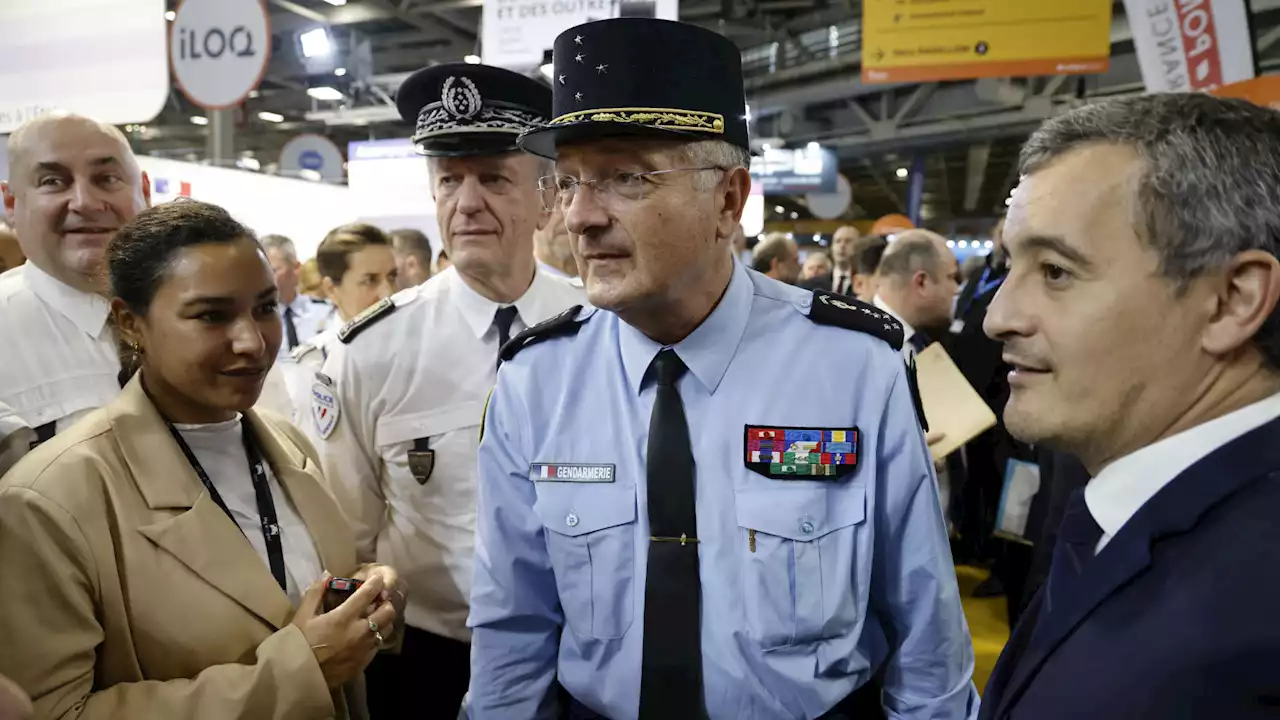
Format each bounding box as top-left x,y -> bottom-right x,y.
751,233 -> 795,273
682,139 -> 751,190
260,234 -> 298,264
424,153 -> 552,186
877,229 -> 946,284
1020,93 -> 1280,367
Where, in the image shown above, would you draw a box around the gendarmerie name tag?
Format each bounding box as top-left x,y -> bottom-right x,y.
530,463 -> 616,483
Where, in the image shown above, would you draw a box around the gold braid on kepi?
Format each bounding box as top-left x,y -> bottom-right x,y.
518,19 -> 749,160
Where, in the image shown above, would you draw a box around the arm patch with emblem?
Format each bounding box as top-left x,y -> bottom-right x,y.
499,305 -> 584,363
338,297 -> 396,344
807,291 -> 904,351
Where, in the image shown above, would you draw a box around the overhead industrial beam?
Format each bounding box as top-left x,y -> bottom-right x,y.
893,83 -> 937,124
268,0 -> 326,23
362,0 -> 475,43
963,142 -> 991,212
861,158 -> 908,214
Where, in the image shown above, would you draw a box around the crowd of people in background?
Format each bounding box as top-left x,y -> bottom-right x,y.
2,14 -> 1280,720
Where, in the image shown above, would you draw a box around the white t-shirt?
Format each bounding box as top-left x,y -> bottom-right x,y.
174,415 -> 324,605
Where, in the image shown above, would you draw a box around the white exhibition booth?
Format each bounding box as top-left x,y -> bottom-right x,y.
137,157 -> 356,261
346,138 -> 441,260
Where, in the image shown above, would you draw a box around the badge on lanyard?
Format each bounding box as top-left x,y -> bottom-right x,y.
994,459 -> 1041,544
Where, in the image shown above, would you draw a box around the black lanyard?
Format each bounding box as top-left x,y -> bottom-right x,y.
166,419 -> 287,592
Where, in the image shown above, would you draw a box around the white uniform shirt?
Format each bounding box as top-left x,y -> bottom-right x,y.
174,414 -> 325,605
272,324 -> 345,433
0,402 -> 34,478
276,295 -> 331,361
0,264 -> 119,437
314,266 -> 586,641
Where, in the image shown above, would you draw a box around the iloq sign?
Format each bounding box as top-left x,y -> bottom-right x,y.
170,0 -> 271,109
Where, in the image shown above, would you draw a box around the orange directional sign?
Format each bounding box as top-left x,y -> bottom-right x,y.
862,0 -> 1113,84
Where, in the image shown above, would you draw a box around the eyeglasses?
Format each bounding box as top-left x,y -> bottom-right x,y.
537,167 -> 723,212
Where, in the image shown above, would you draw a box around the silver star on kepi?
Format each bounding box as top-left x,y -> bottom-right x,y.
596,64 -> 608,74
574,34 -> 583,45
575,53 -> 585,63
575,92 -> 583,101
558,74 -> 566,85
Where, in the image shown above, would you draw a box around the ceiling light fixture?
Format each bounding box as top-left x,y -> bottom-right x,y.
190,116 -> 209,126
300,28 -> 332,58
895,167 -> 908,179
258,111 -> 285,123
322,0 -> 348,5
334,67 -> 347,77
164,10 -> 176,21
464,54 -> 481,64
307,86 -> 344,101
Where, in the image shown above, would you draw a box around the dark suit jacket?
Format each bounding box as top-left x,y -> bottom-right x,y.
980,417 -> 1280,720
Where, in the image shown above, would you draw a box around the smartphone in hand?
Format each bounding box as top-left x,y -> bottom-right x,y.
322,577 -> 363,613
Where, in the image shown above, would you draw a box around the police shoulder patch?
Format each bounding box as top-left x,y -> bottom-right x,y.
499,305 -> 585,363
311,374 -> 340,440
807,291 -> 904,351
338,297 -> 396,345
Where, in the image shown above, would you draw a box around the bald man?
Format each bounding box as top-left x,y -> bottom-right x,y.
0,112 -> 151,454
873,229 -> 960,354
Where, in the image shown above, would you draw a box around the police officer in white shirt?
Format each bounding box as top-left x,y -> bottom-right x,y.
0,112 -> 150,451
311,63 -> 586,718
262,233 -> 328,359
276,223 -> 399,429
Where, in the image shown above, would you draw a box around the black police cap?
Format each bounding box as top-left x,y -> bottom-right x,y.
518,19 -> 749,159
396,63 -> 552,157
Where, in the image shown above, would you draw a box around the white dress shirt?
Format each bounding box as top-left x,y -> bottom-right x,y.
315,266 -> 586,641
1087,391 -> 1280,553
174,415 -> 324,605
0,264 -> 119,436
0,401 -> 34,478
874,294 -> 917,362
832,269 -> 853,295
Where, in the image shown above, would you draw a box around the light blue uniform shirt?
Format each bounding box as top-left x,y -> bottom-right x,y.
468,261 -> 979,720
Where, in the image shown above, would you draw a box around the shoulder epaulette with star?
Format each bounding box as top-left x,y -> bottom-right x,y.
338,297 -> 397,345
806,291 -> 904,351
499,305 -> 584,363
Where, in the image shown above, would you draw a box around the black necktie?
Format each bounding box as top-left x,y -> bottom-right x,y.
909,330 -> 932,354
1031,489 -> 1103,643
284,306 -> 299,349
639,350 -> 704,719
493,306 -> 519,369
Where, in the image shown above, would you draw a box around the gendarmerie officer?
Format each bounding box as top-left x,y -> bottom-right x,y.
467,18 -> 978,720
311,63 -> 586,717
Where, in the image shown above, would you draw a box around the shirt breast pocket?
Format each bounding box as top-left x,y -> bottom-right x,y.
377,401 -> 486,485
735,484 -> 866,649
533,482 -> 637,641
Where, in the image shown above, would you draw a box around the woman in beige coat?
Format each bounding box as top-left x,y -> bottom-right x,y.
0,200 -> 404,719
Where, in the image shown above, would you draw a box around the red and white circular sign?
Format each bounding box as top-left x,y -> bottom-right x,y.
170,0 -> 271,110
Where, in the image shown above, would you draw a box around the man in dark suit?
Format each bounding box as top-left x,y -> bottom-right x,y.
979,92 -> 1280,719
